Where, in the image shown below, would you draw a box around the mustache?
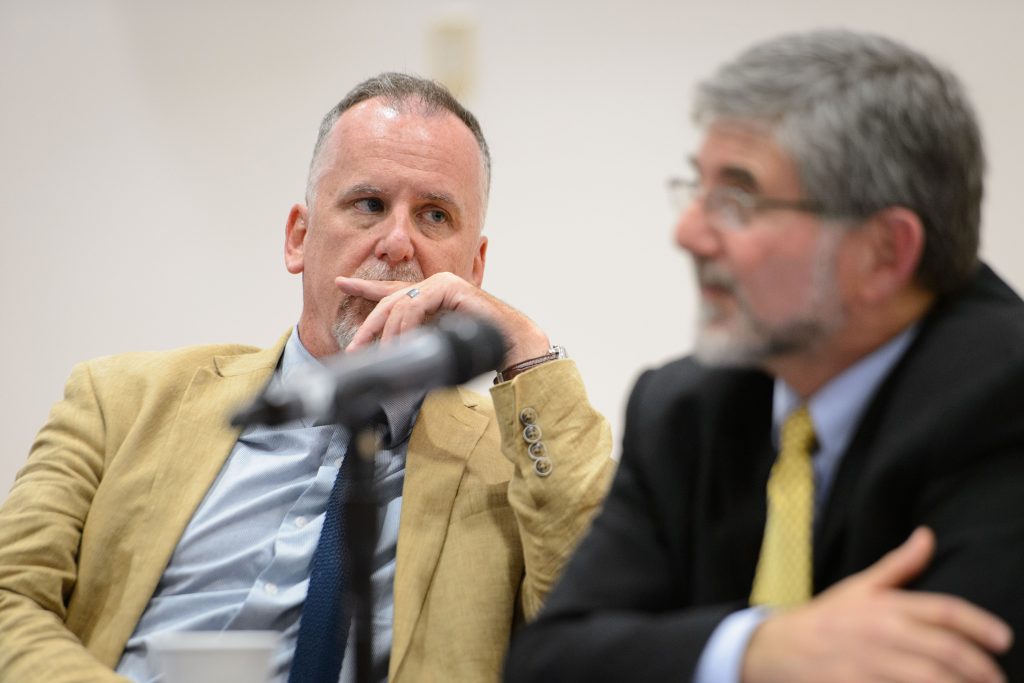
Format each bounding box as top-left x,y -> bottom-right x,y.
332,260 -> 425,350
349,260 -> 424,283
696,261 -> 736,291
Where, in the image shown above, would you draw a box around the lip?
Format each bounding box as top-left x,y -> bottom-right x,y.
699,283 -> 734,299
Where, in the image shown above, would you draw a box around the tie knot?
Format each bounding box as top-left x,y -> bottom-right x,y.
781,406 -> 816,455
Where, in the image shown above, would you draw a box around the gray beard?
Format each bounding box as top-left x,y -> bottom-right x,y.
331,260 -> 424,351
691,229 -> 846,368
694,304 -> 836,367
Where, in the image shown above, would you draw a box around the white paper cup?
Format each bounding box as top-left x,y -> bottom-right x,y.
149,630 -> 280,683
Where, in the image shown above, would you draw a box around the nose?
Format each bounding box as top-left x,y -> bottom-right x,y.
674,199 -> 721,258
374,210 -> 416,265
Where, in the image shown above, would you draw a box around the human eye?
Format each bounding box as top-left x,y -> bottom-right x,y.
708,186 -> 752,229
353,197 -> 385,213
420,208 -> 450,225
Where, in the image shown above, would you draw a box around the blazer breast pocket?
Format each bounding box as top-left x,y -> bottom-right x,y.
451,479 -> 511,522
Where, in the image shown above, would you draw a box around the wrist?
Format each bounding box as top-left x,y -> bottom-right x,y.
494,345 -> 568,384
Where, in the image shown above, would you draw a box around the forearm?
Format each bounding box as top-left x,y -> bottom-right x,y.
0,362 -> 127,682
505,603 -> 737,681
491,359 -> 615,618
0,590 -> 129,683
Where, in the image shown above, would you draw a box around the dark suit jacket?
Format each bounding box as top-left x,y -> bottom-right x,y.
505,263 -> 1024,681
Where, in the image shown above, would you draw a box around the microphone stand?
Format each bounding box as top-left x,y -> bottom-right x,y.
339,401 -> 385,683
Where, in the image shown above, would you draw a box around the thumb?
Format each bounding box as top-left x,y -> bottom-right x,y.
859,526 -> 935,589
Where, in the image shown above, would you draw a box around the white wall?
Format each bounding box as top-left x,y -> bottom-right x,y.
2,0 -> 1023,492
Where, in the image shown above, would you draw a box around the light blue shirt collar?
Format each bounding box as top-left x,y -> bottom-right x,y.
772,325 -> 918,509
285,327 -> 422,445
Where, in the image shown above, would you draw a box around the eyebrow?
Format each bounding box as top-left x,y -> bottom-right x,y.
338,184 -> 456,207
339,183 -> 384,199
421,191 -> 456,207
687,157 -> 760,191
718,166 -> 759,191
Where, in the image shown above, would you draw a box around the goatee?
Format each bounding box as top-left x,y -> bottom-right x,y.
332,260 -> 424,351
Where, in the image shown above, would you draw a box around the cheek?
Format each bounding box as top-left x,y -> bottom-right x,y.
311,229 -> 378,276
415,241 -> 478,279
733,247 -> 818,319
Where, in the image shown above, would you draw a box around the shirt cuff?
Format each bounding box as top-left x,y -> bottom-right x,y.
693,607 -> 770,683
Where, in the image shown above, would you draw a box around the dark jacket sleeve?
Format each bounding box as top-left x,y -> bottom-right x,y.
504,362 -> 747,681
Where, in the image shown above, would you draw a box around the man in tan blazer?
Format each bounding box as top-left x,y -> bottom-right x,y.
0,74 -> 613,682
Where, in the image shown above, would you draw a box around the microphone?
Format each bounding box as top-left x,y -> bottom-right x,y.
231,313 -> 506,428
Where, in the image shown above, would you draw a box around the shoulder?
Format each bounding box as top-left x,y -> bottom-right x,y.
629,356 -> 773,419
918,263 -> 1024,357
83,342 -> 261,373
896,264 -> 1024,396
621,357 -> 773,468
79,342 -> 261,387
70,332 -> 288,403
855,265 -> 1024,460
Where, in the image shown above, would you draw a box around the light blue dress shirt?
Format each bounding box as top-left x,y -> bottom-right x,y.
693,326 -> 917,683
117,329 -> 420,683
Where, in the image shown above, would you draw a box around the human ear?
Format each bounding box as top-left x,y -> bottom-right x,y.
284,204 -> 308,274
853,207 -> 925,304
470,235 -> 488,287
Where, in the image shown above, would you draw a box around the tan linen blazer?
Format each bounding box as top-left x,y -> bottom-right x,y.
0,331 -> 613,682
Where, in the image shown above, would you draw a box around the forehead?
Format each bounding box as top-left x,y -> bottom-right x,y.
693,120 -> 804,194
321,97 -> 485,200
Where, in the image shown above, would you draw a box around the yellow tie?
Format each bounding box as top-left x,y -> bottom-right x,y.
749,406 -> 816,607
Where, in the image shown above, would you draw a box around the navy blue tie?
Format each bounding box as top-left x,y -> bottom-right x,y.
289,429 -> 355,683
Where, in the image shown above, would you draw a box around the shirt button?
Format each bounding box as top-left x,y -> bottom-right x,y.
294,516 -> 308,528
333,458 -> 343,468
264,582 -> 279,596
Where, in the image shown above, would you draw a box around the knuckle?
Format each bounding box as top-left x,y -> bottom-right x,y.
931,596 -> 962,627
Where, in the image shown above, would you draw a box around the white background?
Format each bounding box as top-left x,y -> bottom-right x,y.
2,0 -> 1023,492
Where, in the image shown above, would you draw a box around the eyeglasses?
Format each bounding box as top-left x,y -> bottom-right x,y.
667,177 -> 824,231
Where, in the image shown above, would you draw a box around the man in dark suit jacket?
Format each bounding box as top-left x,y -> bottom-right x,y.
505,29 -> 1021,683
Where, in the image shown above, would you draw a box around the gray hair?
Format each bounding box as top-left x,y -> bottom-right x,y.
694,29 -> 984,295
306,72 -> 490,204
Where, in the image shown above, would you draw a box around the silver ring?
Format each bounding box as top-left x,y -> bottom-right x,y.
406,288 -> 420,299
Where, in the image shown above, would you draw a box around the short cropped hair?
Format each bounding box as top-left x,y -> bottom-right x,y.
306,72 -> 490,202
694,29 -> 984,295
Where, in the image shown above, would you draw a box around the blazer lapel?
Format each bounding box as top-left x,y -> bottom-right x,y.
700,374 -> 775,600
389,387 -> 490,676
121,332 -> 290,638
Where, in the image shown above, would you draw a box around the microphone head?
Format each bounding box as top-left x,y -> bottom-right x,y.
435,313 -> 507,383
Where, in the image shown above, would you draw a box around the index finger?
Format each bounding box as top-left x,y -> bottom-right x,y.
335,276 -> 415,302
892,591 -> 1013,654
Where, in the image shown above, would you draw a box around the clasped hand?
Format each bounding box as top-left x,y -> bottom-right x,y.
336,272 -> 551,370
742,528 -> 1012,683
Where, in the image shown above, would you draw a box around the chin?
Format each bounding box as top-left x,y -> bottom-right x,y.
331,298 -> 375,352
693,322 -> 767,368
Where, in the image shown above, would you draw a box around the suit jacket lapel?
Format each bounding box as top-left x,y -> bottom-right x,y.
121,332 -> 290,641
390,387 -> 489,675
700,372 -> 775,600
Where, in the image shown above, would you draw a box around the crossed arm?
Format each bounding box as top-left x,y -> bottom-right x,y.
743,528 -> 1011,683
502,365 -> 1021,683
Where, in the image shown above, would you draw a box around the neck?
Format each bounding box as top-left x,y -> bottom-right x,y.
766,287 -> 935,399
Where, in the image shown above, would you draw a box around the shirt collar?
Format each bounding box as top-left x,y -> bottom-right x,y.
772,325 -> 918,456
284,326 -> 423,445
